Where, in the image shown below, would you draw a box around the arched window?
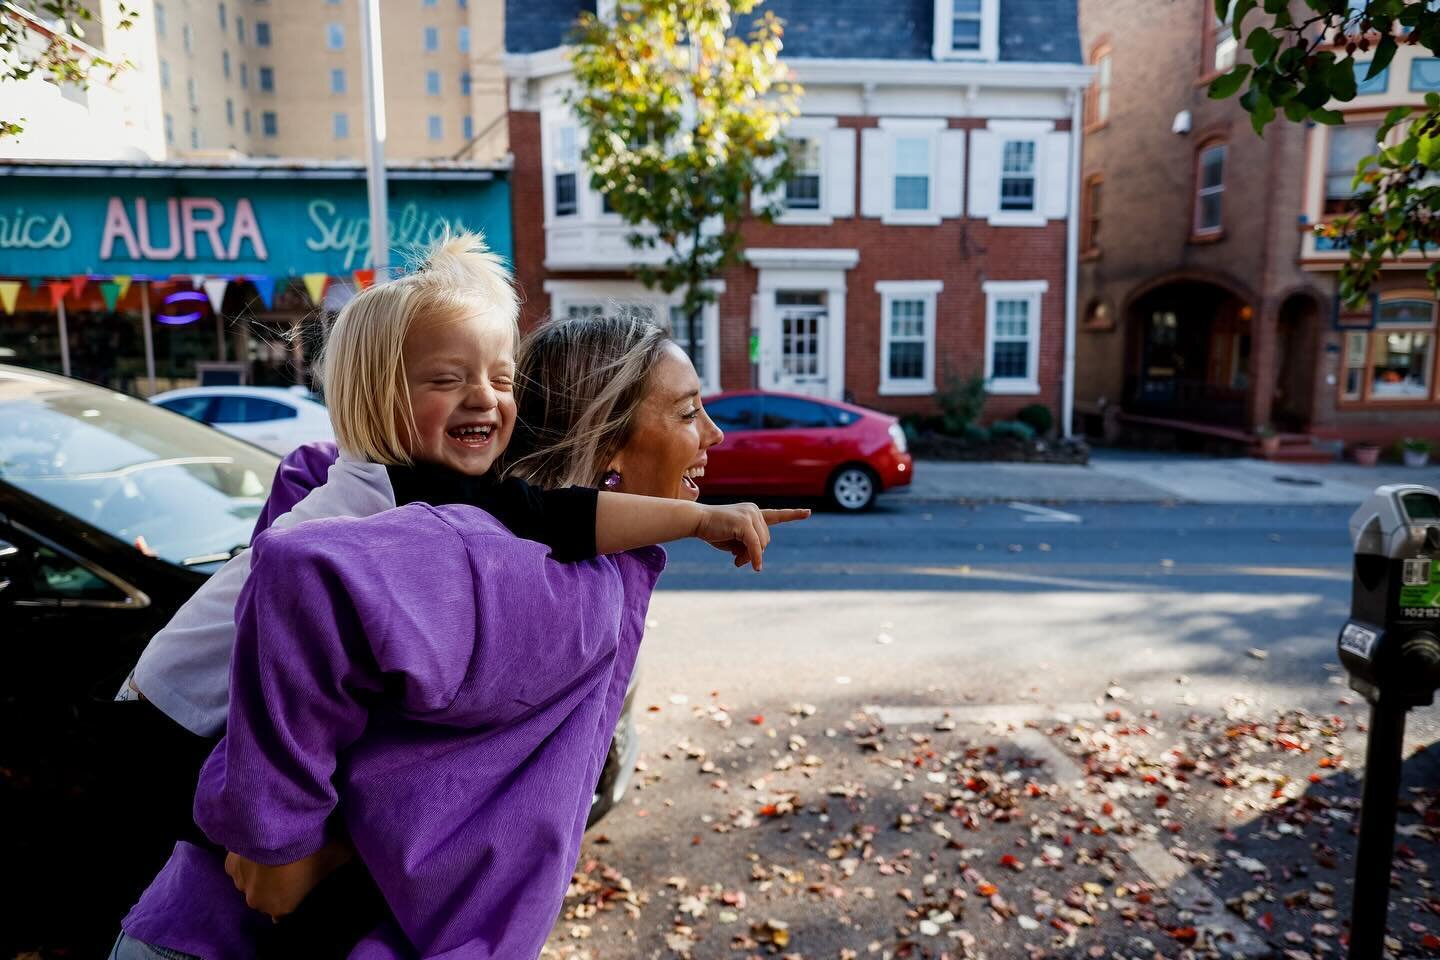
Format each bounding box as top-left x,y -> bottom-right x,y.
1086,43 -> 1112,129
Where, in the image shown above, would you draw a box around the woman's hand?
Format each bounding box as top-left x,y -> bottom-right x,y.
693,502 -> 810,571
223,837 -> 354,921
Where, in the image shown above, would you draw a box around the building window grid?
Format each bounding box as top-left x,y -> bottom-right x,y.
218,2 -> 226,30
236,16 -> 245,44
1000,140 -> 1037,212
463,115 -> 474,141
1081,173 -> 1102,255
426,70 -> 441,96
785,137 -> 822,211
460,71 -> 472,96
1087,46 -> 1112,127
1412,58 -> 1440,92
1194,142 -> 1226,234
256,22 -> 271,47
330,68 -> 347,94
258,66 -> 274,92
1342,300 -> 1438,403
225,97 -> 234,127
262,110 -> 277,137
951,0 -> 983,52
887,299 -> 928,383
1212,12 -> 1237,73
328,23 -> 344,50
553,126 -> 579,217
991,300 -> 1031,380
160,59 -> 171,89
182,23 -> 192,54
239,63 -> 249,89
424,27 -> 439,52
458,26 -> 470,53
893,136 -> 931,211
222,50 -> 230,79
428,115 -> 443,140
333,112 -> 350,139
155,3 -> 166,37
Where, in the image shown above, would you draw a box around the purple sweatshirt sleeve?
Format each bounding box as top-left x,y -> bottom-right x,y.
193,510 -> 477,864
251,441 -> 340,538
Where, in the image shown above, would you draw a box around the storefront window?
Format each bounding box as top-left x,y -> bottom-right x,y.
1352,299 -> 1438,401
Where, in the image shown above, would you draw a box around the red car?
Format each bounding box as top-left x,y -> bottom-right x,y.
699,391 -> 913,511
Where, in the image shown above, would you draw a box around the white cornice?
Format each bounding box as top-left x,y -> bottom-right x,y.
505,46 -> 1094,91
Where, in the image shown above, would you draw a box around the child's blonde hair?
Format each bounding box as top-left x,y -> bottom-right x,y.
319,231 -> 518,465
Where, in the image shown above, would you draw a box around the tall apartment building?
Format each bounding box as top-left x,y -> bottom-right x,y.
2,0 -> 509,163
506,0 -> 1090,424
1075,0 -> 1440,450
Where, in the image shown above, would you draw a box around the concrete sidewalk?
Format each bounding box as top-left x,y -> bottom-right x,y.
895,450 -> 1440,506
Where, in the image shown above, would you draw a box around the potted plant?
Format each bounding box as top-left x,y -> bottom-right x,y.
1402,437 -> 1434,468
1353,442 -> 1382,467
1255,424 -> 1281,458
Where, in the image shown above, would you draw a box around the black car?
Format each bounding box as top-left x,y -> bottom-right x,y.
0,365 -> 638,956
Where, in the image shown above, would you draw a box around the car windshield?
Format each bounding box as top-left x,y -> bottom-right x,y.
0,368 -> 276,569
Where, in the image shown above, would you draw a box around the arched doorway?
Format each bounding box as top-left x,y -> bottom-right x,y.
1271,292 -> 1323,432
1123,280 -> 1252,427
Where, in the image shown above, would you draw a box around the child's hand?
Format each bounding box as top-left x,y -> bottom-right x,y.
694,502 -> 810,571
224,838 -> 354,921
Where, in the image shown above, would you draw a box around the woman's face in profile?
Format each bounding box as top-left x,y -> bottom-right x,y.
610,343 -> 724,501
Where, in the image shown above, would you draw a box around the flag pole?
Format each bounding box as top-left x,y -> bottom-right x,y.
358,0 -> 390,282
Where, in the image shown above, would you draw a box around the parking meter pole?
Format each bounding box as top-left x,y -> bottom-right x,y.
1348,700 -> 1408,960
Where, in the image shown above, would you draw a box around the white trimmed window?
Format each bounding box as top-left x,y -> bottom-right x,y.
1000,140 -> 1038,212
861,118 -> 959,225
877,281 -> 942,395
765,117 -> 854,225
968,120 -> 1069,227
545,281 -> 723,394
933,0 -> 999,61
786,137 -> 823,211
983,280 -> 1047,395
552,125 -> 580,218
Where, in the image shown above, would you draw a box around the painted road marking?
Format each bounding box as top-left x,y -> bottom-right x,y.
1008,501 -> 1084,523
865,702 -> 1272,958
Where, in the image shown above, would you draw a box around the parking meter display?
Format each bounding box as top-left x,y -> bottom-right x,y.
1399,558 -> 1440,618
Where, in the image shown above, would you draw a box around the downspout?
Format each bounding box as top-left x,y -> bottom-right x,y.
1062,86 -> 1084,439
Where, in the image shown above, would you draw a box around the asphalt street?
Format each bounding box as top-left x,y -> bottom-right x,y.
541,497 -> 1440,959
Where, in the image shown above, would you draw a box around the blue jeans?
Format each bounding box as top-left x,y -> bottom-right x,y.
108,932 -> 200,960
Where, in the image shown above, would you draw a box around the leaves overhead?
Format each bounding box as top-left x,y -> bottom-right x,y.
1,1 -> 139,139
1208,1 -> 1440,302
566,0 -> 799,332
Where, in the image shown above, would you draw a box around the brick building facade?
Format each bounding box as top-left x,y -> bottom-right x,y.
1076,0 -> 1440,452
506,0 -> 1090,426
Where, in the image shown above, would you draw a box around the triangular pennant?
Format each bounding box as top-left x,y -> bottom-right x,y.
0,281 -> 21,316
202,278 -> 229,313
190,274 -> 206,291
302,272 -> 329,306
113,275 -> 133,299
352,268 -> 376,291
48,281 -> 72,309
99,282 -> 121,313
70,275 -> 89,299
27,277 -> 46,290
251,275 -> 277,310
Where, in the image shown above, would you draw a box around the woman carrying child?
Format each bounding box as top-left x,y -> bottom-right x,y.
112,236 -> 806,958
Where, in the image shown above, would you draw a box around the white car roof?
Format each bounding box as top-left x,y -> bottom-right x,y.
150,386 -> 320,406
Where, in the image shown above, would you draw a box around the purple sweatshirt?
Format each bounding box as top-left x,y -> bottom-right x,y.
252,441 -> 340,536
123,503 -> 665,959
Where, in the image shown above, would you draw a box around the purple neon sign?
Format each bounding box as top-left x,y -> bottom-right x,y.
157,290 -> 206,325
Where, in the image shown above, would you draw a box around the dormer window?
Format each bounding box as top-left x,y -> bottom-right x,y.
933,0 -> 999,61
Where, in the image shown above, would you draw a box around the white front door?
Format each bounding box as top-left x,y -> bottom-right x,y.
769,292 -> 829,397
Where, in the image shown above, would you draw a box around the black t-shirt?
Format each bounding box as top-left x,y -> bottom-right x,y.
385,463 -> 599,562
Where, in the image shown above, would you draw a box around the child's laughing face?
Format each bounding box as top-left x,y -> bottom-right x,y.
400,312 -> 517,476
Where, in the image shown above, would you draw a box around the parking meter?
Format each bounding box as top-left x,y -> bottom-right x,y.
1337,484 -> 1440,960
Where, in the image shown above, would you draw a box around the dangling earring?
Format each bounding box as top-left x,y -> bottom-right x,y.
602,470 -> 622,490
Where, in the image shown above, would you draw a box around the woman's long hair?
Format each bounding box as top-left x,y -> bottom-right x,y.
505,312 -> 670,489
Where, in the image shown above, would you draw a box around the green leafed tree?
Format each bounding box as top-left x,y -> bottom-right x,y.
1,1 -> 138,138
1207,1 -> 1440,302
567,0 -> 799,356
